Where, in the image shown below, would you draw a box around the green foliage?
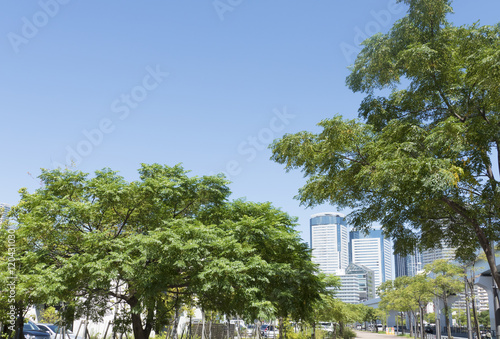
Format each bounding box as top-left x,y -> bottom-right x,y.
342,328 -> 356,339
452,309 -> 467,327
270,0 -> 500,289
286,330 -> 311,339
477,310 -> 490,327
425,312 -> 436,324
40,306 -> 61,324
378,275 -> 432,316
0,164 -> 325,339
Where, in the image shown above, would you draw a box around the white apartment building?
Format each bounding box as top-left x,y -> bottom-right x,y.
421,241 -> 456,268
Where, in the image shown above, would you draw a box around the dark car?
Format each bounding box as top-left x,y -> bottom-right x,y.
36,323 -> 82,339
23,322 -> 51,339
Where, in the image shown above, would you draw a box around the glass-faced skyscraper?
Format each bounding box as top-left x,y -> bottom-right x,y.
350,229 -> 392,291
395,249 -> 423,278
310,212 -> 349,274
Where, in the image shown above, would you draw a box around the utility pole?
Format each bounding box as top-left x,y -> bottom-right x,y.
465,274 -> 473,339
491,241 -> 500,339
436,298 -> 441,339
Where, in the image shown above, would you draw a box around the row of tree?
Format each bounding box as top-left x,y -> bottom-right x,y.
378,260 -> 487,339
0,164 -> 328,339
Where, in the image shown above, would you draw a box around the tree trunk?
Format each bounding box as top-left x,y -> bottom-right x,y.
201,310 -> 205,339
131,312 -> 152,339
444,298 -> 452,339
413,312 -> 418,339
171,304 -> 181,339
470,286 -> 481,339
15,306 -> 24,339
128,296 -> 153,339
409,312 -> 414,338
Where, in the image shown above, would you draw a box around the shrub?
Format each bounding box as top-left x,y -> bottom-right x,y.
39,307 -> 61,324
343,328 -> 356,339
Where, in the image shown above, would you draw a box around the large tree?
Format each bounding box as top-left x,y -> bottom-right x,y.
270,0 -> 500,289
1,164 -> 324,339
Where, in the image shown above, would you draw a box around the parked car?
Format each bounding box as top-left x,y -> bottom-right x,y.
319,322 -> 333,332
260,324 -> 279,338
36,324 -> 82,339
246,324 -> 256,337
23,322 -> 51,339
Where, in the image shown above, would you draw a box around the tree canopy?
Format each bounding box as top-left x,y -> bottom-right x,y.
270,0 -> 500,288
0,164 -> 325,339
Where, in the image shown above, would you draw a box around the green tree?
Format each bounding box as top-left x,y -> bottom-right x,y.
0,216 -> 49,339
378,279 -> 407,333
322,298 -> 358,337
425,260 -> 463,338
452,308 -> 466,327
2,164 -> 325,339
270,0 -> 500,294
374,308 -> 387,332
361,306 -> 377,332
307,273 -> 341,339
425,312 -> 436,324
378,276 -> 432,338
218,199 -> 327,324
39,306 -> 61,324
406,275 -> 433,339
477,310 -> 490,327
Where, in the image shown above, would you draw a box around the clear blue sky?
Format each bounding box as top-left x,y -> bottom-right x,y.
1,1 -> 499,244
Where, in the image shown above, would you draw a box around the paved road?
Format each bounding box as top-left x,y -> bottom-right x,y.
355,331 -> 399,339
354,331 -> 451,339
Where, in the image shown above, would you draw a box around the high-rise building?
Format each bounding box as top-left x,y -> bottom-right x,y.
0,203 -> 11,224
350,229 -> 392,291
421,241 -> 455,268
310,212 -> 349,274
395,249 -> 423,278
406,249 -> 423,276
337,263 -> 376,304
394,253 -> 407,277
349,229 -> 359,264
